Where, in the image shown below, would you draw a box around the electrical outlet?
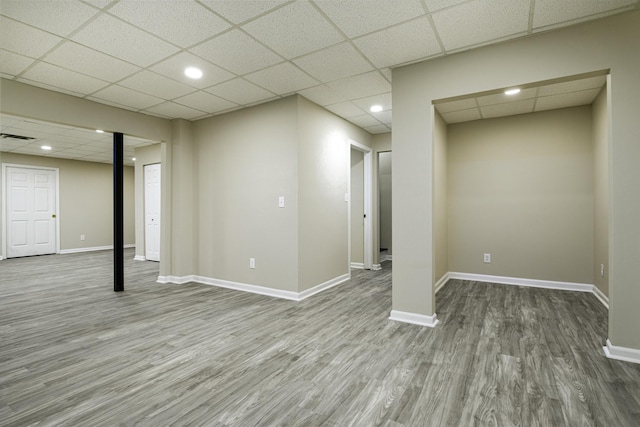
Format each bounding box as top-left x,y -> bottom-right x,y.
250,258 -> 255,269
278,196 -> 285,208
600,264 -> 605,277
80,234 -> 85,241
483,253 -> 491,263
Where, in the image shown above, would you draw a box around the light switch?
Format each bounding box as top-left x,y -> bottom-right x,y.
278,196 -> 285,208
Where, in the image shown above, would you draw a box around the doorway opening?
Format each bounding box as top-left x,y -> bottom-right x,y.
348,140 -> 372,271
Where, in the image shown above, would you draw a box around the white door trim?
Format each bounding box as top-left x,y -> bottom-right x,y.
348,140 -> 373,270
2,163 -> 60,259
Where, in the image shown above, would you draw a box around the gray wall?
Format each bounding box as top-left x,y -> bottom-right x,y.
393,11 -> 640,349
1,153 -> 134,253
447,106 -> 594,284
592,86 -> 609,296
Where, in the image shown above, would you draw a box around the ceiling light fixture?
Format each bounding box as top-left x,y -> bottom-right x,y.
96,129 -> 104,133
132,157 -> 136,161
370,104 -> 383,113
185,66 -> 203,79
41,145 -> 52,151
505,88 -> 521,95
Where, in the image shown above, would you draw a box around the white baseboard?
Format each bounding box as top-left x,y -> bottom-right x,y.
435,272 -> 450,293
389,310 -> 439,328
350,262 -> 365,269
380,254 -> 393,262
0,255 -> 3,261
372,264 -> 382,271
157,273 -> 350,302
592,285 -> 609,309
133,255 -> 146,261
60,244 -> 134,254
603,339 -> 640,364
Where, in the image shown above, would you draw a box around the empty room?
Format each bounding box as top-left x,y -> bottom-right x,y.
1,1 -> 639,425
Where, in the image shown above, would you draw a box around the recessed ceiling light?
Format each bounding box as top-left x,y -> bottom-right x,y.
505,88 -> 521,95
132,157 -> 136,161
41,145 -> 52,151
96,129 -> 104,133
185,66 -> 203,79
370,104 -> 383,113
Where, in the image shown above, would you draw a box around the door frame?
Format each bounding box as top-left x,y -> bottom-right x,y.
1,163 -> 61,260
144,162 -> 161,262
348,139 -> 373,271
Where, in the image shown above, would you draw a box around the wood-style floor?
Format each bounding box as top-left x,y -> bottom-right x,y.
1,250 -> 639,426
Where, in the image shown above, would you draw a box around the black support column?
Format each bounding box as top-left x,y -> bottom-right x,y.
113,132 -> 124,292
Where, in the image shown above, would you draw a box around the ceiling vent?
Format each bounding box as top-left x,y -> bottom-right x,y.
0,133 -> 36,141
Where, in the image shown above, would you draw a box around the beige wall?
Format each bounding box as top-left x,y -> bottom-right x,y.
433,110 -> 448,284
350,149 -> 364,265
1,153 -> 134,254
378,151 -> 392,255
447,107 -> 594,284
373,133 -> 392,265
134,143 -> 162,260
592,85 -> 610,296
393,11 -> 640,349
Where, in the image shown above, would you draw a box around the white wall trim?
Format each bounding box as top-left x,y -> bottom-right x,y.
157,273 -> 350,302
592,285 -> 609,309
59,244 -> 134,255
133,255 -> 146,261
603,339 -> 640,365
389,310 -> 439,328
350,262 -> 365,269
372,264 -> 382,271
435,272 -> 450,293
0,255 -> 4,261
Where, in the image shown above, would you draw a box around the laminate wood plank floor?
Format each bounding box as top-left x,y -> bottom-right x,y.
1,250 -> 639,426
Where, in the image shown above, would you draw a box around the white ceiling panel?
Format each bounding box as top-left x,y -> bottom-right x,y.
537,75 -> 607,97
20,62 -> 109,95
0,49 -> 34,77
354,17 -> 441,68
118,70 -> 196,100
71,14 -> 179,67
432,0 -> 530,51
364,124 -> 391,134
477,87 -> 537,106
150,52 -> 234,89
143,101 -> 206,120
206,78 -> 276,106
108,0 -> 231,48
244,62 -> 318,95
352,92 -> 392,113
190,29 -> 283,75
293,42 -> 373,82
0,16 -> 62,58
533,0 -> 637,29
199,0 -> 289,24
481,98 -> 535,119
44,41 -> 141,82
89,85 -> 165,110
173,91 -> 238,113
316,0 -> 426,38
434,97 -> 477,113
424,0 -> 470,12
0,0 -> 99,37
441,108 -> 482,123
242,1 -> 344,59
327,71 -> 391,100
348,114 -> 383,128
535,88 -> 602,112
298,85 -> 347,106
325,101 -> 367,118
373,110 -> 392,125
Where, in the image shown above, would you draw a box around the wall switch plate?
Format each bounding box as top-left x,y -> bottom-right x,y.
600,264 -> 605,277
483,253 -> 491,263
250,258 -> 255,269
80,234 -> 85,241
345,193 -> 349,202
278,196 -> 285,208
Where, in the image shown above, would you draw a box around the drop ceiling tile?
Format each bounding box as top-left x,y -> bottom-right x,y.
537,76 -> 606,97
325,101 -> 367,118
432,0 -> 530,51
0,16 -> 62,58
108,0 -> 230,48
200,0 -> 289,24
143,101 -> 206,120
84,96 -> 139,112
442,108 -> 482,123
1,0 -> 99,37
43,41 -> 141,82
298,85 -> 347,106
434,97 -> 477,113
118,70 -> 196,100
205,78 -> 275,105
481,98 -> 535,119
533,0 -> 637,29
244,62 -> 318,95
424,0 -> 469,12
150,52 -> 234,89
89,85 -> 165,110
71,14 -> 179,67
317,0 -> 425,38
293,42 -> 373,82
190,30 -> 283,75
61,128 -> 110,141
477,87 -> 537,106
83,0 -> 113,9
364,124 -> 391,134
348,114 -> 383,128
20,62 -> 109,95
379,68 -> 392,82
535,88 -> 602,112
173,90 -> 238,113
0,49 -> 35,76
327,71 -> 391,100
373,110 -> 393,125
352,92 -> 392,113
242,1 -> 344,59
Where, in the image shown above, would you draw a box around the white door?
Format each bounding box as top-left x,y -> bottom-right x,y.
144,163 -> 161,262
6,166 -> 57,258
